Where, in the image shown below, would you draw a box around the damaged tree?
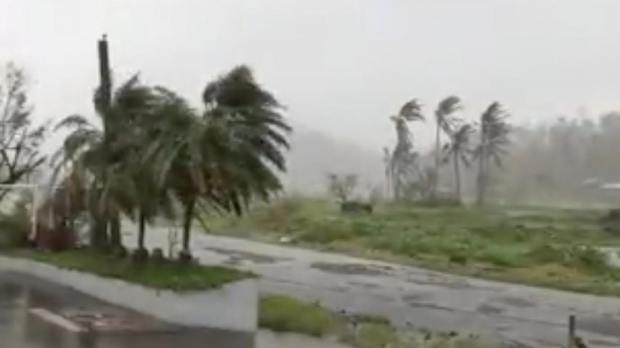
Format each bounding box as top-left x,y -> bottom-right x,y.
0,63 -> 47,199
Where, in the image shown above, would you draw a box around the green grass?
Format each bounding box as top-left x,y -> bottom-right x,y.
259,295 -> 508,348
209,197 -> 620,296
21,249 -> 251,291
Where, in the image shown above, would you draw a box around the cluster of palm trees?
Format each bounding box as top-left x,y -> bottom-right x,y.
385,97 -> 511,205
49,65 -> 291,260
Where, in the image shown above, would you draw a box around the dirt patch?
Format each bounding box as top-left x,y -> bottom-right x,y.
311,262 -> 387,276
204,247 -> 289,264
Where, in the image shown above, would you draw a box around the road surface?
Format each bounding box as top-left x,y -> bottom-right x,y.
123,224 -> 620,348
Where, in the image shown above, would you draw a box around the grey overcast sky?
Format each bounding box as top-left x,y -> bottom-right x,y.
2,0 -> 620,152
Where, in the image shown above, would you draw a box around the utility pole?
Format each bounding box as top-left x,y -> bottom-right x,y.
97,35 -> 112,107
95,35 -> 121,247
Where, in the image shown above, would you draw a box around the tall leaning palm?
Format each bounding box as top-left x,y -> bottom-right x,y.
443,123 -> 474,203
433,96 -> 462,197
475,102 -> 511,206
390,99 -> 424,201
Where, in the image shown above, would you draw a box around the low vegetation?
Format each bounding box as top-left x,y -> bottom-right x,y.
21,249 -> 251,291
259,295 -> 337,336
259,295 -> 507,348
211,197 -> 620,296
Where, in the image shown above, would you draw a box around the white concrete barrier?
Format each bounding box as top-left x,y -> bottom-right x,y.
0,255 -> 257,332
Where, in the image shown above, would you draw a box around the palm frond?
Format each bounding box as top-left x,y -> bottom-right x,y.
399,99 -> 424,121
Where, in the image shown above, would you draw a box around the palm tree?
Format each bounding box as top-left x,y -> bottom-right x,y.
443,123 -> 474,203
53,77 -> 156,249
147,66 -> 291,261
475,102 -> 511,206
433,96 -> 462,197
389,99 -> 424,201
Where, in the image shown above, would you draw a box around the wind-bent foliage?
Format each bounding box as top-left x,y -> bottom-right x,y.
145,66 -> 291,260
475,102 -> 511,205
443,123 -> 474,203
53,77 -> 158,248
433,96 -> 462,197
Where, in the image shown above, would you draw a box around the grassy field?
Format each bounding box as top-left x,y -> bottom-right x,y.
259,295 -> 506,348
20,249 -> 251,291
209,197 -> 620,296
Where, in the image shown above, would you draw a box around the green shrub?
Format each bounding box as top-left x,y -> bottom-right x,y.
259,295 -> 336,336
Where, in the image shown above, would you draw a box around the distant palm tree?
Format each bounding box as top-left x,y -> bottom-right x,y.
443,123 -> 474,203
475,102 -> 511,205
390,99 -> 424,201
434,96 -> 462,197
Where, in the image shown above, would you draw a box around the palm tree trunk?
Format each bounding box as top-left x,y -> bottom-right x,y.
138,209 -> 146,250
434,122 -> 441,198
476,149 -> 485,206
182,198 -> 195,252
453,152 -> 461,203
91,213 -> 108,248
110,207 -> 121,247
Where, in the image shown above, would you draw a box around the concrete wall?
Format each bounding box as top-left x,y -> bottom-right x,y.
0,256 -> 257,332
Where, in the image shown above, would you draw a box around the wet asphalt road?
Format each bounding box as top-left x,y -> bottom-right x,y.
124,224 -> 620,348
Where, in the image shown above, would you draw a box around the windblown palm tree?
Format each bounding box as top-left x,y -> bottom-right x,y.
389,99 -> 424,201
146,66 -> 291,261
475,102 -> 511,205
53,76 -> 157,248
443,123 -> 474,203
433,96 -> 462,197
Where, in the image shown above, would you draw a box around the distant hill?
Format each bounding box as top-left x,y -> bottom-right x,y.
282,124 -> 384,196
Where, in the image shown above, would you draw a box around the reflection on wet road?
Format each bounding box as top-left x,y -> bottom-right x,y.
0,272 -> 348,348
0,272 -> 254,348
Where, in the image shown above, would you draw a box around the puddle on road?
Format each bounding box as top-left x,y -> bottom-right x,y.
204,247 -> 290,264
311,262 -> 387,276
493,296 -> 536,308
